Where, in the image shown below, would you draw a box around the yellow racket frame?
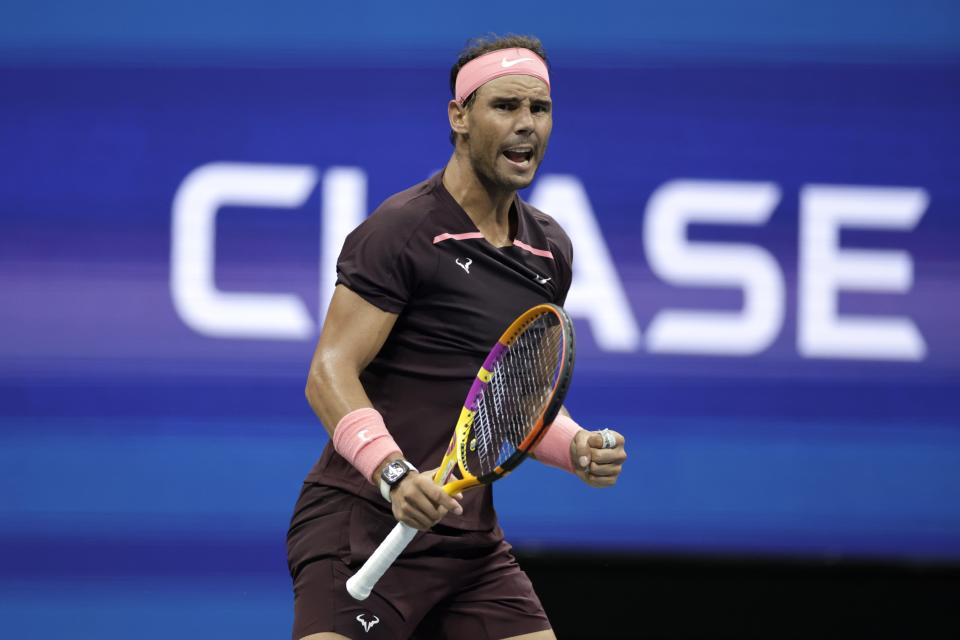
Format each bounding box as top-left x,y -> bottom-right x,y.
431,303 -> 574,494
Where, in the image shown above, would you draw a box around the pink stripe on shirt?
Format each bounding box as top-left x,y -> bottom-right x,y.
513,239 -> 554,259
433,232 -> 555,259
433,231 -> 486,244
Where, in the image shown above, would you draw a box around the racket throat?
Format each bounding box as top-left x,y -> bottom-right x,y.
434,457 -> 458,485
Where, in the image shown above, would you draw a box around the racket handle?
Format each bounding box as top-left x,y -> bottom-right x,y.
346,522 -> 418,600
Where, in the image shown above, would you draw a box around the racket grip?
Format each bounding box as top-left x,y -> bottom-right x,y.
346,522 -> 418,600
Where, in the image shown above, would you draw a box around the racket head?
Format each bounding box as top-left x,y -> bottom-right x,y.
447,303 -> 575,489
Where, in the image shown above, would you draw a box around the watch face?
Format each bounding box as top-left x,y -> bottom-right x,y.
384,462 -> 407,484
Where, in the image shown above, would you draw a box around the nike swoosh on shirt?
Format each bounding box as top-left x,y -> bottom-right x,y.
501,57 -> 536,68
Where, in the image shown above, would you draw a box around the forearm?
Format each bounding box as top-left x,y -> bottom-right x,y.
305,355 -> 375,438
306,360 -> 403,483
530,407 -> 581,469
304,285 -> 405,483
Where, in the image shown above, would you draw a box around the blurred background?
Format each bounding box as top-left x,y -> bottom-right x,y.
1,1 -> 958,637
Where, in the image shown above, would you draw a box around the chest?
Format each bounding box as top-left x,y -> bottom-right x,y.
404,240 -> 560,353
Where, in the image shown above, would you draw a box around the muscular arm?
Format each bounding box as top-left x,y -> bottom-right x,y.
305,284 -> 462,527
305,285 -> 399,481
306,286 -> 397,437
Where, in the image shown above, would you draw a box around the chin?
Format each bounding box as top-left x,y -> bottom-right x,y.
496,165 -> 538,191
509,174 -> 536,190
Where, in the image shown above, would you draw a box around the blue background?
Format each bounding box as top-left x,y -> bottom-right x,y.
1,1 -> 959,637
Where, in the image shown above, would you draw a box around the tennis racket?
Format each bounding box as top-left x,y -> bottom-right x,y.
346,302 -> 575,600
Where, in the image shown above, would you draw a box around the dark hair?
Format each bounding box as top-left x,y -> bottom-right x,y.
448,34 -> 549,145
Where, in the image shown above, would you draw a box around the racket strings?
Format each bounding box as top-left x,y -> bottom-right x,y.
470,313 -> 564,477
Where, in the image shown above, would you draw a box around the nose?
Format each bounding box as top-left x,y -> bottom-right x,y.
514,105 -> 535,135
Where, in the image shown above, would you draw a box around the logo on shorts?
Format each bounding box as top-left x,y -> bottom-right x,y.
356,613 -> 380,632
456,258 -> 472,274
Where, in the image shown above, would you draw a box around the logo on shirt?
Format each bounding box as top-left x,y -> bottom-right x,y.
533,273 -> 551,285
456,258 -> 472,274
356,613 -> 380,632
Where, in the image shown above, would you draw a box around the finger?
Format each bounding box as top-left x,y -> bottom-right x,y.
596,429 -> 624,450
407,503 -> 445,529
394,500 -> 435,530
574,432 -> 592,470
586,432 -> 605,450
404,511 -> 436,531
588,475 -> 618,488
432,483 -> 463,515
587,462 -> 622,477
585,469 -> 619,485
610,432 -> 625,450
421,481 -> 463,517
588,449 -> 627,465
397,498 -> 437,529
406,489 -> 445,522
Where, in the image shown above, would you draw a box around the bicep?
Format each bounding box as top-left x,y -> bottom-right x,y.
311,284 -> 398,376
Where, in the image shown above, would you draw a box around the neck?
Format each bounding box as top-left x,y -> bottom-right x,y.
442,150 -> 516,245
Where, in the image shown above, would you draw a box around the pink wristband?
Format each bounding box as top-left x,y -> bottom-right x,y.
332,408 -> 402,484
534,413 -> 582,473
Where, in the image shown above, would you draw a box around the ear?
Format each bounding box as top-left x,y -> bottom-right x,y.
448,99 -> 469,138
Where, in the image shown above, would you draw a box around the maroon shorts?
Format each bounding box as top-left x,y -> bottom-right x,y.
287,483 -> 551,640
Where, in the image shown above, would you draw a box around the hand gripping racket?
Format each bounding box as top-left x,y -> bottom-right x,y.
346,303 -> 575,600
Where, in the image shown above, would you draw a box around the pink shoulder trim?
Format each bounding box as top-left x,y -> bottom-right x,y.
433,231 -> 485,244
513,239 -> 555,259
432,232 -> 555,259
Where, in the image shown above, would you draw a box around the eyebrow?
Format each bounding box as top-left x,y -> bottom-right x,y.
488,96 -> 553,106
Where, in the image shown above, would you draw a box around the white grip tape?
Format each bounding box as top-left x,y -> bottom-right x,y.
346,521 -> 418,600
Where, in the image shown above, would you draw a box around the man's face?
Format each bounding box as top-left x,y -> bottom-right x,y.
462,74 -> 553,192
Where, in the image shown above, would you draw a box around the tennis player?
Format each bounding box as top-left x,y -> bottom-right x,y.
288,34 -> 628,640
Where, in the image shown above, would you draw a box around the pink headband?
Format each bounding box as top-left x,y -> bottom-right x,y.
455,47 -> 550,105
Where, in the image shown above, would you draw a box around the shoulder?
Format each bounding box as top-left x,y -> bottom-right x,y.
362,178 -> 440,235
336,178 -> 445,310
520,201 -> 573,265
345,177 -> 449,260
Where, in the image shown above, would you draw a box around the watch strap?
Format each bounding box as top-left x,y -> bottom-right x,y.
379,459 -> 417,503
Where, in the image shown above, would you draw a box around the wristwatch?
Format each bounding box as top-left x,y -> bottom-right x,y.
379,459 -> 417,503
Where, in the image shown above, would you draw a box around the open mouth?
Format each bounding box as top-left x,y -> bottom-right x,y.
502,147 -> 534,168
